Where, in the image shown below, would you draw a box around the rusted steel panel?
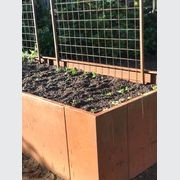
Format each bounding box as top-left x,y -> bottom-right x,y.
22,90 -> 157,180
128,99 -> 148,178
143,92 -> 157,167
65,106 -> 99,180
22,93 -> 70,179
127,92 -> 157,178
96,106 -> 129,180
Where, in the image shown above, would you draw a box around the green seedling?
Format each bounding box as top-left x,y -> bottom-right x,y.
29,50 -> 38,60
117,86 -> 129,94
127,96 -> 132,100
117,89 -> 125,94
106,92 -> 112,96
119,98 -> 126,102
111,101 -> 119,106
56,67 -> 63,73
90,109 -> 96,113
65,67 -> 78,76
71,67 -> 78,76
92,72 -> 97,78
152,85 -> 157,90
72,99 -> 76,105
22,51 -> 29,61
22,46 -> 38,63
87,97 -> 93,101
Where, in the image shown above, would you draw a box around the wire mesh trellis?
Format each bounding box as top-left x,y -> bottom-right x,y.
53,0 -> 143,70
22,0 -> 39,58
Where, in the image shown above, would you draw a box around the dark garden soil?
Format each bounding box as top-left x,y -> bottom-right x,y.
22,153 -> 157,180
22,60 -> 156,113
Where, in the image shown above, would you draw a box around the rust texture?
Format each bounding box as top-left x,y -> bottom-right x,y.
22,91 -> 157,180
65,107 -> 99,180
96,106 -> 129,180
127,94 -> 157,178
22,93 -> 70,179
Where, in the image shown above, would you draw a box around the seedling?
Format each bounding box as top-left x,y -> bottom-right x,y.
72,99 -> 76,105
106,92 -> 112,96
127,96 -> 132,100
90,109 -> 96,113
22,51 -> 29,61
29,50 -> 38,60
117,89 -> 125,94
87,97 -> 93,101
71,67 -> 78,76
111,101 -> 119,106
65,67 -> 78,76
22,47 -> 38,63
56,67 -> 63,73
117,86 -> 129,94
119,98 -> 125,102
92,72 -> 97,78
152,85 -> 157,90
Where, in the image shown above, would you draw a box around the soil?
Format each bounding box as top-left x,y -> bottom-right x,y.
22,153 -> 157,180
22,61 -> 155,113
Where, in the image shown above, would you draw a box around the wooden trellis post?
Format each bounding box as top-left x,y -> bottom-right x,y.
139,0 -> 145,84
50,0 -> 60,67
32,0 -> 40,62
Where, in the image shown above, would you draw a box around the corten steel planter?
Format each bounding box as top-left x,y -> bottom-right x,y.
22,90 -> 157,180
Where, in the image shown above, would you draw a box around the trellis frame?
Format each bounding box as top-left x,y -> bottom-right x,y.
51,0 -> 145,83
22,0 -> 40,61
22,0 -> 155,84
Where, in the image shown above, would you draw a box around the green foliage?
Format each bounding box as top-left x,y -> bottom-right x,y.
22,48 -> 38,62
111,101 -> 119,106
117,86 -> 129,94
65,67 -> 78,76
105,92 -> 112,96
87,97 -> 93,101
90,109 -> 96,113
55,67 -> 64,73
152,85 -> 157,90
22,51 -> 29,62
29,49 -> 38,60
92,72 -> 97,78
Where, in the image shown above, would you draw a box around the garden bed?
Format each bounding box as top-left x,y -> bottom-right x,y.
22,61 -> 155,113
22,60 -> 157,180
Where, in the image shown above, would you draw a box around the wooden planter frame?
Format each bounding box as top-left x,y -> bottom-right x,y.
22,88 -> 156,180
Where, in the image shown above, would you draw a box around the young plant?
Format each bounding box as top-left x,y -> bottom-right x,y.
92,72 -> 97,78
87,97 -> 93,101
55,67 -> 63,73
22,47 -> 38,63
111,101 -> 119,106
117,86 -> 129,94
22,51 -> 29,61
71,67 -> 78,76
65,67 -> 78,76
29,50 -> 38,61
152,85 -> 157,90
105,92 -> 112,96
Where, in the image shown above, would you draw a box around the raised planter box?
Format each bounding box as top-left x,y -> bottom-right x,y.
22,90 -> 157,180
